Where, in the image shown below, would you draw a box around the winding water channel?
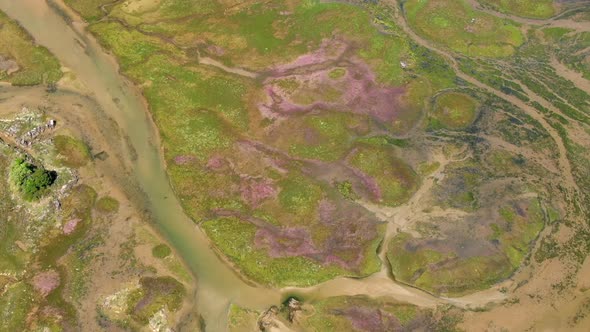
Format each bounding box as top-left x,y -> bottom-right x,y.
0,1 -> 505,330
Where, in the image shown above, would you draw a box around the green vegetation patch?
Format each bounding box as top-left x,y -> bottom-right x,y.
60,234 -> 105,304
61,184 -> 97,223
417,161 -> 440,176
111,0 -> 456,92
152,244 -> 172,259
272,111 -> 365,162
348,145 -> 418,206
0,150 -> 72,328
0,219 -> 27,274
54,135 -> 91,168
125,55 -> 248,158
112,0 -> 221,25
405,0 -> 524,57
336,181 -> 359,200
542,27 -> 574,41
492,200 -> 545,268
167,162 -> 246,221
433,162 -> 482,211
0,11 -> 62,85
126,276 -> 186,324
130,2 -> 377,69
387,233 -> 513,296
95,196 -> 120,213
478,0 -> 555,19
39,184 -> 97,266
202,217 -> 347,286
64,0 -> 114,22
228,304 -> 259,332
278,175 -> 323,220
10,157 -> 56,201
89,21 -> 184,69
415,254 -> 514,296
0,282 -> 35,332
388,233 -> 451,283
388,198 -> 545,296
553,30 -> 590,80
302,295 -> 462,331
328,67 -> 347,79
431,92 -> 479,129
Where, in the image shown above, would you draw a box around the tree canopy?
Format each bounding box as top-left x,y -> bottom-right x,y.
10,157 -> 56,201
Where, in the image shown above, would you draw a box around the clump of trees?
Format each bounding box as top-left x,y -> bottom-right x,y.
10,157 -> 56,201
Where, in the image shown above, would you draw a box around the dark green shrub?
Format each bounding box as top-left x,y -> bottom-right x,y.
10,157 -> 56,201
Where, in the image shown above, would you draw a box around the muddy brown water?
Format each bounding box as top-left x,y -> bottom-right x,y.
0,0 -> 507,330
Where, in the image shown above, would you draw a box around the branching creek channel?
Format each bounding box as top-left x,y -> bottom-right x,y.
0,1 -> 506,331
